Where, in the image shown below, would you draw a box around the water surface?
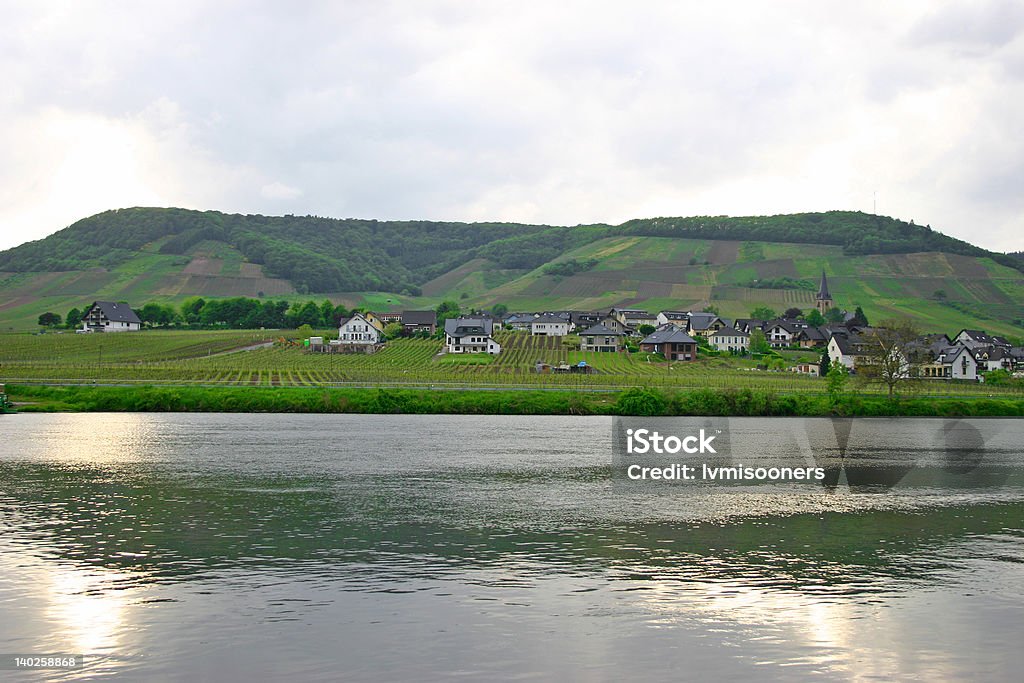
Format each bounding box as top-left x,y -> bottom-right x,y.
1,413 -> 1023,681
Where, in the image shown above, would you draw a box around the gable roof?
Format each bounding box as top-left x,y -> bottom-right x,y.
532,313 -> 567,324
444,317 -> 494,337
87,301 -> 141,324
641,327 -> 697,345
401,310 -> 436,326
709,326 -> 748,338
687,313 -> 723,330
580,323 -> 624,337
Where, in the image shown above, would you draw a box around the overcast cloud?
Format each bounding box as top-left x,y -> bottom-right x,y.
1,1 -> 1022,252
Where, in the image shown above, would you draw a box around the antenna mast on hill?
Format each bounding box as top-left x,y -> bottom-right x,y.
873,191 -> 877,215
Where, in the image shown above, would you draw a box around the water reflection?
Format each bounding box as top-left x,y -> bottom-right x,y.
0,413 -> 1022,680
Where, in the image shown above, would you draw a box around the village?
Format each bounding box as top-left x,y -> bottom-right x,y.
68,269 -> 1024,384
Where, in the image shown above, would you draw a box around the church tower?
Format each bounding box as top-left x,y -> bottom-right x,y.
816,269 -> 834,314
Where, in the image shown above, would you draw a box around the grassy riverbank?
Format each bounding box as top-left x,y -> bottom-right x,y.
8,385 -> 1024,417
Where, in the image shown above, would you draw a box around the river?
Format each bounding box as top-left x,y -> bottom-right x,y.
1,413 -> 1022,681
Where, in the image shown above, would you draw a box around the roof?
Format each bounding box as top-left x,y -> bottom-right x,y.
794,326 -> 826,341
579,323 -> 624,337
709,326 -> 749,337
401,310 -> 436,325
817,269 -> 832,300
338,312 -> 376,328
734,318 -> 765,331
641,327 -> 697,345
88,301 -> 141,324
830,333 -> 865,355
658,311 -> 690,320
532,313 -> 568,324
622,311 -> 657,321
444,317 -> 494,337
765,319 -> 798,334
687,313 -> 721,330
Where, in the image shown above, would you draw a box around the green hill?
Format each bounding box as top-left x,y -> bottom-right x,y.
0,207 -> 1021,336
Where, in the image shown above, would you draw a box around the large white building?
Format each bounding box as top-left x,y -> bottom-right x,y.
444,317 -> 501,354
81,301 -> 142,332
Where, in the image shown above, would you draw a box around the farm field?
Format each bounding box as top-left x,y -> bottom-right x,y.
2,330 -> 1020,399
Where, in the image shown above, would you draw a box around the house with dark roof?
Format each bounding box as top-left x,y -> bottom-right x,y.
827,331 -> 867,370
640,327 -> 698,361
708,326 -> 749,353
81,301 -> 142,332
686,313 -> 729,337
579,323 -> 625,352
444,317 -> 501,354
792,326 -> 827,348
954,329 -> 1012,349
920,344 -> 980,381
401,310 -> 436,335
733,318 -> 766,334
764,320 -> 798,348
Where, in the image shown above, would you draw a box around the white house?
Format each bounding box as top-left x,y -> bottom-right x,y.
921,345 -> 979,381
337,312 -> 384,351
531,313 -> 570,336
827,333 -> 860,370
764,320 -> 797,348
708,327 -> 749,353
444,317 -> 501,354
81,301 -> 142,332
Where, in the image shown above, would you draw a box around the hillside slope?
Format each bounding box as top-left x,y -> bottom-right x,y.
0,208 -> 1021,335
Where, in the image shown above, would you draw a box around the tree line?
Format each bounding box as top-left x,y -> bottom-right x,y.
39,297 -> 359,331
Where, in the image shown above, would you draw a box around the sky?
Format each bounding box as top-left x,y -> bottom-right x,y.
1,1 -> 1022,253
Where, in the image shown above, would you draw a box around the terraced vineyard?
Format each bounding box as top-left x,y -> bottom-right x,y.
2,330 -> 1021,398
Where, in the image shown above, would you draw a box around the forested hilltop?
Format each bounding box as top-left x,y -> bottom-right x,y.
1,208 -> 1018,294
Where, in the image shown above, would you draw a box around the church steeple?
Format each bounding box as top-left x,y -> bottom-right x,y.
816,268 -> 833,314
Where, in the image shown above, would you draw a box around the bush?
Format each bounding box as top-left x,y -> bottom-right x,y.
615,387 -> 668,416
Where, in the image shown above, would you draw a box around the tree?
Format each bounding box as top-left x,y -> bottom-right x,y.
181,297 -> 206,325
638,324 -> 656,336
65,307 -> 82,329
293,301 -> 323,328
805,309 -> 825,326
851,306 -> 869,327
824,307 -> 846,324
749,328 -> 770,354
826,363 -> 848,405
297,324 -> 314,338
139,302 -> 166,327
819,349 -> 831,377
704,304 -> 720,315
784,307 -> 803,319
857,318 -> 922,397
436,300 -> 461,326
491,303 -> 508,318
38,312 -> 62,327
750,306 -> 776,320
383,322 -> 404,340
320,299 -> 335,327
